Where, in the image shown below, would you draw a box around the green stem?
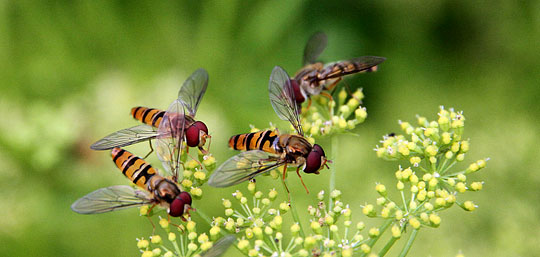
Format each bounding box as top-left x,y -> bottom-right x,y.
328,135 -> 338,211
398,229 -> 419,257
282,179 -> 306,238
378,236 -> 399,257
359,219 -> 393,257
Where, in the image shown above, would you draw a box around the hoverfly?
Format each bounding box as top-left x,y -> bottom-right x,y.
291,32 -> 386,107
90,68 -> 210,161
71,147 -> 192,218
208,66 -> 329,193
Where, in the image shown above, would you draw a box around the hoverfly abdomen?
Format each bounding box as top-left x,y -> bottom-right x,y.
131,106 -> 165,127
111,147 -> 157,188
228,130 -> 279,154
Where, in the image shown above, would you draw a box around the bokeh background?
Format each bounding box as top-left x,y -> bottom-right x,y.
1,0 -> 539,256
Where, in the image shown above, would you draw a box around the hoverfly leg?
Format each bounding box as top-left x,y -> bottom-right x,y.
146,204 -> 158,234
306,97 -> 312,110
324,77 -> 342,92
296,166 -> 309,194
143,140 -> 154,159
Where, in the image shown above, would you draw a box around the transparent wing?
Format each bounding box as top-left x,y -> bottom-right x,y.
318,56 -> 386,80
178,68 -> 209,117
201,235 -> 236,257
71,185 -> 152,214
208,150 -> 285,188
303,31 -> 328,65
156,99 -> 187,180
268,66 -> 303,136
90,125 -> 158,150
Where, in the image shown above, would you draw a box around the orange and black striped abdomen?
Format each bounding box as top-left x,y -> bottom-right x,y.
228,130 -> 279,154
131,107 -> 165,127
111,147 -> 157,189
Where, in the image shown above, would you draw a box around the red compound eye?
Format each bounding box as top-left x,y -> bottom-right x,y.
304,150 -> 323,174
169,197 -> 185,217
178,191 -> 192,206
290,79 -> 305,104
312,144 -> 325,157
186,121 -> 208,147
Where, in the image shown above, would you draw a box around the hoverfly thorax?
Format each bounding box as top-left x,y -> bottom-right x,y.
153,179 -> 181,203
186,121 -> 209,147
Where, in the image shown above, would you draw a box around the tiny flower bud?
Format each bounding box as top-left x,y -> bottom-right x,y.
139,205 -> 149,216
455,182 -> 467,193
193,171 -> 206,181
391,225 -> 401,238
396,181 -> 405,190
395,210 -> 403,220
190,187 -> 202,198
429,214 -> 441,226
237,239 -> 249,250
141,251 -> 153,257
357,221 -> 365,231
279,202 -> 290,213
470,182 -> 483,191
269,189 -> 278,200
420,212 -> 429,222
164,251 -> 173,257
409,218 -> 421,229
456,153 -> 465,161
410,156 -> 421,166
330,189 -> 342,199
376,197 -> 386,206
463,201 -> 476,211
188,232 -> 197,240
360,243 -> 371,253
150,235 -> 162,245
368,227 -> 380,237
159,218 -> 169,229
187,221 -> 196,232
137,239 -> 149,249
164,232 -> 175,243
362,204 -> 376,217
240,197 -> 247,204
182,179 -> 193,188
375,184 -> 387,196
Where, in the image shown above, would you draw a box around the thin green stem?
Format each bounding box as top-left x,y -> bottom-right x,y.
359,219 -> 393,257
378,236 -> 399,257
282,179 -> 306,238
328,135 -> 338,211
398,229 -> 419,257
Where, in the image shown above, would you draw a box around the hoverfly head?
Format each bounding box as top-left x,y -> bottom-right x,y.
168,191 -> 193,217
304,144 -> 327,174
186,121 -> 209,147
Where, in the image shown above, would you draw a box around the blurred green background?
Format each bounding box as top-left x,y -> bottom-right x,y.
1,0 -> 539,256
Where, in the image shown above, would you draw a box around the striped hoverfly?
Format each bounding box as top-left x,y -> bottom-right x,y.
292,32 -> 386,107
71,147 -> 193,218
208,66 -> 329,193
90,68 -> 210,171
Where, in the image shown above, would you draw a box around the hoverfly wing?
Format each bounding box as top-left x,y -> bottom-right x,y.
319,56 -> 386,81
156,99 -> 187,180
268,66 -> 304,136
71,185 -> 152,214
90,125 -> 158,150
303,31 -> 328,66
178,68 -> 209,117
200,235 -> 236,257
208,150 -> 284,188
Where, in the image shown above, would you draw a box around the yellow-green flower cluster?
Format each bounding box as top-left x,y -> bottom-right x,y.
366,107 -> 487,234
305,190 -> 376,256
136,217 -> 228,257
179,149 -> 217,201
218,183 -> 374,256
300,88 -> 368,136
215,182 -> 286,235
